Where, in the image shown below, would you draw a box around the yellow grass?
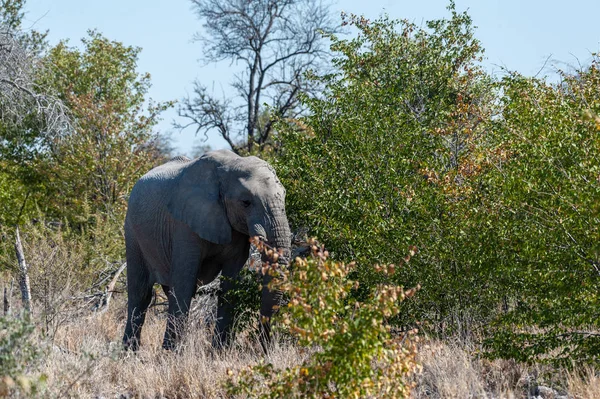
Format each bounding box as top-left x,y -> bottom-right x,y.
33,298 -> 302,398
1,290 -> 599,398
2,300 -> 586,398
567,366 -> 600,399
1,229 -> 597,398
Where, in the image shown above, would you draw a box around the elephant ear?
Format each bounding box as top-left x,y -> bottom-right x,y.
167,159 -> 232,245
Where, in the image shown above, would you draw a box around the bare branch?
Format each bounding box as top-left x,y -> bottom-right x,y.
0,27 -> 72,148
175,81 -> 239,151
180,0 -> 340,153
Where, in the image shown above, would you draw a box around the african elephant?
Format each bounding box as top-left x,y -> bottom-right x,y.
122,149 -> 291,352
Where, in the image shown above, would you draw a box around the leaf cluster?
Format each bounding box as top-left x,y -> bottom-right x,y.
226,239 -> 419,398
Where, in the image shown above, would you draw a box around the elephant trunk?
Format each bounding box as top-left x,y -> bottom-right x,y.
257,209 -> 291,353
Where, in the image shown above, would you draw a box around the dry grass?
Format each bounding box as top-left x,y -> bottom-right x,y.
2,286 -> 600,398
1,225 -> 598,398
38,298 -> 303,398
411,339 -> 526,398
411,338 -> 600,399
567,366 -> 600,399
9,303 -> 590,399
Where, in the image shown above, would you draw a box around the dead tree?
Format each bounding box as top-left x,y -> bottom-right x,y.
14,226 -> 32,313
177,0 -> 339,154
0,27 -> 71,154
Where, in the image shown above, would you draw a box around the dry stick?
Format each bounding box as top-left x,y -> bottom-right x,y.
3,279 -> 13,315
97,262 -> 127,314
8,278 -> 13,314
14,226 -> 33,314
3,283 -> 9,315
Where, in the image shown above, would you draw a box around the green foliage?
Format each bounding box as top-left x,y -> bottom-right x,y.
226,240 -> 419,398
31,31 -> 172,224
0,165 -> 33,227
0,314 -> 46,397
274,3 -> 497,328
223,266 -> 262,334
273,2 -> 599,364
481,60 -> 600,365
1,20 -> 172,227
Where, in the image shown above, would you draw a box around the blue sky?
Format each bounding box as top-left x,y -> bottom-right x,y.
22,0 -> 600,155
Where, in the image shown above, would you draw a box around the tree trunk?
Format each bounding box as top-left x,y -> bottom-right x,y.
14,226 -> 33,313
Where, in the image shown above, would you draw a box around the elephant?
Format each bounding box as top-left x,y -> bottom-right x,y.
122,149 -> 291,352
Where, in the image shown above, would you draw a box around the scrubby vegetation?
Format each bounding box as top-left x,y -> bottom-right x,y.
274,4 -> 600,365
1,0 -> 599,397
226,239 -> 419,398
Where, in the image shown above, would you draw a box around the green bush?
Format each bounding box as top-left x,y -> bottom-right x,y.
273,3 -> 498,333
481,61 -> 600,365
0,314 -> 46,397
223,266 -> 263,335
272,2 -> 600,364
226,239 -> 420,398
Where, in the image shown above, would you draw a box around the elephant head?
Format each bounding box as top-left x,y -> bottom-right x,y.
167,150 -> 291,254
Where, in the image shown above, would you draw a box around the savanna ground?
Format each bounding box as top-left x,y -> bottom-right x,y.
3,291 -> 600,398
1,232 -> 598,399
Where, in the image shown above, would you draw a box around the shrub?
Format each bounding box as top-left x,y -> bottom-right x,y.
481,61 -> 600,365
0,314 -> 46,397
226,239 -> 420,398
273,2 -> 600,364
223,266 -> 263,336
273,2 -> 498,336
0,217 -> 127,341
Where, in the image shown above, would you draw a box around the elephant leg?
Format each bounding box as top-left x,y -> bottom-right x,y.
163,277 -> 197,350
162,233 -> 201,351
123,241 -> 153,351
259,272 -> 283,354
212,246 -> 250,349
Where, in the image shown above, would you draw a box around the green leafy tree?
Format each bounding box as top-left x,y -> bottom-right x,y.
0,0 -> 68,226
275,1 -> 599,364
274,4 -> 498,329
32,31 -> 172,224
482,61 -> 600,364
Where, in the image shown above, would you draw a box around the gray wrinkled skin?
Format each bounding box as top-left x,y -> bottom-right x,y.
122,149 -> 291,352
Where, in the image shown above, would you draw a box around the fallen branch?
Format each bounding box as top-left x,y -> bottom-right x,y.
95,262 -> 127,314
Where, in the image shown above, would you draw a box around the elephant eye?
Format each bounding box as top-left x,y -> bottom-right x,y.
241,199 -> 252,208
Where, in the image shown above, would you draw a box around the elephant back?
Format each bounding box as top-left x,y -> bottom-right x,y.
126,157 -> 191,218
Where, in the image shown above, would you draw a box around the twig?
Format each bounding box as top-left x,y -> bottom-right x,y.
96,262 -> 127,314
149,301 -> 169,308
3,278 -> 13,315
